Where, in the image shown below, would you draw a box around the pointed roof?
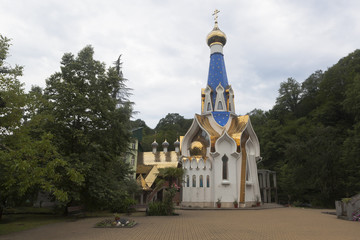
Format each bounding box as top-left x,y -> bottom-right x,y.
207,53 -> 229,92
206,11 -> 229,93
162,139 -> 169,147
206,15 -> 230,122
174,139 -> 180,147
136,174 -> 152,191
194,114 -> 250,149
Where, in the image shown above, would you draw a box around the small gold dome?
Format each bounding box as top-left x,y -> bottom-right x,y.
190,141 -> 206,157
206,22 -> 227,47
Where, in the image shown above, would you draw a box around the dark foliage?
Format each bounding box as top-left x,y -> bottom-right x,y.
250,49 -> 360,207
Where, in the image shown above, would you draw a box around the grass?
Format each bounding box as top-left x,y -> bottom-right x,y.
4,206 -> 54,214
0,208 -> 146,236
0,214 -> 68,236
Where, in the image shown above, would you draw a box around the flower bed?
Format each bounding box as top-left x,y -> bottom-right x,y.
95,218 -> 137,228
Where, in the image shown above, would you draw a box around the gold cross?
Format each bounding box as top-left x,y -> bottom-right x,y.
213,9 -> 220,23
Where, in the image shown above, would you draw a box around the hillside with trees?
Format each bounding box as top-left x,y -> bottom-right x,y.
131,113 -> 192,152
250,50 -> 360,207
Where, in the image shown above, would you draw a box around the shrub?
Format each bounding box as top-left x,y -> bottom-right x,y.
147,187 -> 177,216
147,201 -> 167,216
111,198 -> 136,215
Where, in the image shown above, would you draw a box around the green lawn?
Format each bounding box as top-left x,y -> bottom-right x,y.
0,209 -> 145,236
0,214 -> 68,236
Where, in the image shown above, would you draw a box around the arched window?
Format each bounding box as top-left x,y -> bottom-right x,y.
206,175 -> 210,188
199,175 -> 203,187
207,102 -> 211,111
186,175 -> 190,187
229,103 -> 232,111
218,101 -> 223,110
192,175 -> 196,187
222,155 -> 228,180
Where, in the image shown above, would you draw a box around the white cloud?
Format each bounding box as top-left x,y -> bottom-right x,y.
1,0 -> 360,128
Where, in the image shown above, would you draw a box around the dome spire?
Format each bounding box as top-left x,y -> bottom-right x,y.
213,9 -> 220,24
204,10 -> 231,126
207,9 -> 227,47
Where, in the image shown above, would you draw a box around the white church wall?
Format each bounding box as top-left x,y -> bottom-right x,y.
181,158 -> 213,207
212,153 -> 239,207
211,133 -> 240,207
190,158 -> 197,170
245,154 -> 256,202
182,174 -> 190,202
205,159 -> 213,203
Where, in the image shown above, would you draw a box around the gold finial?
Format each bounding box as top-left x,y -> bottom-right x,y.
207,9 -> 227,47
213,9 -> 220,23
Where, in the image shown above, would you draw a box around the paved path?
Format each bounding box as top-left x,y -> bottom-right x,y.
1,208 -> 359,240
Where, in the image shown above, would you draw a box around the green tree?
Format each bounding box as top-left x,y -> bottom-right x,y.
131,119 -> 154,136
0,35 -> 83,219
340,74 -> 360,197
43,45 -> 135,210
0,132 -> 84,217
262,50 -> 360,207
340,122 -> 360,197
156,167 -> 185,190
297,70 -> 323,116
275,78 -> 301,113
141,113 -> 192,152
301,70 -> 323,99
343,74 -> 360,121
0,35 -> 25,136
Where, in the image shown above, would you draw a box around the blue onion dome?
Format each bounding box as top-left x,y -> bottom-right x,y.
174,139 -> 180,147
151,140 -> 158,148
162,139 -> 169,147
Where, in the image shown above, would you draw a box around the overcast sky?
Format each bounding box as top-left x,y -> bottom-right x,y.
1,0 -> 360,128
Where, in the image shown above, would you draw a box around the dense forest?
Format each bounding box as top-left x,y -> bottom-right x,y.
251,50 -> 360,207
133,50 -> 360,208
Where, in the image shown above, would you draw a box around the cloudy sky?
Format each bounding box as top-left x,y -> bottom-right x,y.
1,0 -> 360,128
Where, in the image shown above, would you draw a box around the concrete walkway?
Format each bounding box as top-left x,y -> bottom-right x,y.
1,208 -> 359,240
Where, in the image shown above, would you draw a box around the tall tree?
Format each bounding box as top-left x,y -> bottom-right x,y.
43,45 -> 135,209
297,70 -> 323,116
0,35 -> 25,136
275,78 -> 301,113
0,35 -> 83,219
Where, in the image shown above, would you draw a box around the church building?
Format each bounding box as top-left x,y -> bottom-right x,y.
180,11 -> 262,208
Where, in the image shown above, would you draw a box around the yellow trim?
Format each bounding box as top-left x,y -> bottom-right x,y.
209,42 -> 224,46
240,145 -> 247,203
195,114 -> 220,149
227,115 -> 249,147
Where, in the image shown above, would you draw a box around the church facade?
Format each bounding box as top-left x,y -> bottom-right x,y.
180,13 -> 261,208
